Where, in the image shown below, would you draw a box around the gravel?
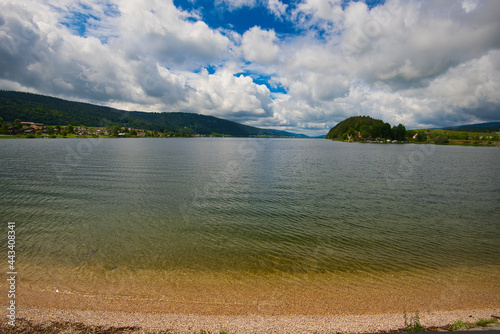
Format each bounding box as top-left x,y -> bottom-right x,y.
5,306 -> 498,334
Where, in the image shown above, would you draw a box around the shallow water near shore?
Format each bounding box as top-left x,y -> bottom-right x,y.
1,138 -> 499,314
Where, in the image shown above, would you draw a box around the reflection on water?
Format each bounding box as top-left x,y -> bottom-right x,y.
1,138 -> 499,304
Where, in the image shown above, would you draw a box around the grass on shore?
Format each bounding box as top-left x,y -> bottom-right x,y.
397,312 -> 499,332
403,311 -> 425,332
449,317 -> 498,331
420,129 -> 495,138
0,134 -> 90,139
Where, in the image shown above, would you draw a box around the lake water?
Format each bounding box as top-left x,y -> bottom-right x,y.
1,138 -> 499,314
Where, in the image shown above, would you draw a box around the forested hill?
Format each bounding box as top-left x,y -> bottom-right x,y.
0,90 -> 305,137
326,115 -> 407,141
441,122 -> 500,133
326,116 -> 383,139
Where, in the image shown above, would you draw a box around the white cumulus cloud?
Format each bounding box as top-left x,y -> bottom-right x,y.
242,26 -> 280,64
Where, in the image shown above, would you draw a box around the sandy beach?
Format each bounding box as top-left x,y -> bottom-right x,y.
2,273 -> 500,333
2,306 -> 499,333
2,264 -> 500,332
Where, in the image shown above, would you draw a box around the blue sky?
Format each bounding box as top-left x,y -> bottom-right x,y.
1,0 -> 499,135
173,0 -> 298,35
173,0 -> 385,35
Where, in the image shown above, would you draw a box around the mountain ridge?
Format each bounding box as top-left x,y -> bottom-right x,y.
440,122 -> 500,133
0,90 -> 307,137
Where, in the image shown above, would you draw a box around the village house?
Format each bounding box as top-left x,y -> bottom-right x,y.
95,128 -> 108,136
8,126 -> 20,134
20,122 -> 44,134
21,122 -> 44,130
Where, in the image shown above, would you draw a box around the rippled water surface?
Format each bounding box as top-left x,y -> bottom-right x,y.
1,138 -> 499,301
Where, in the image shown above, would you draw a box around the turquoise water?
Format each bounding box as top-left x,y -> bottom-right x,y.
1,138 -> 499,296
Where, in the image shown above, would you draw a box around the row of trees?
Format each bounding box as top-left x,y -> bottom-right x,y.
339,122 -> 407,141
361,122 -> 406,141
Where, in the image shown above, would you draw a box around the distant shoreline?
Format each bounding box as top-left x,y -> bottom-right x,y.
0,134 -> 305,139
331,138 -> 500,147
2,134 -> 499,147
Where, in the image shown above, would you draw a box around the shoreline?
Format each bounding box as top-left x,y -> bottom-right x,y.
3,251 -> 500,333
2,274 -> 498,333
1,135 -> 499,147
6,265 -> 500,316
330,139 -> 500,147
4,306 -> 499,333
2,265 -> 499,318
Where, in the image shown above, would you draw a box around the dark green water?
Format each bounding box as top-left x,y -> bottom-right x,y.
1,138 -> 499,295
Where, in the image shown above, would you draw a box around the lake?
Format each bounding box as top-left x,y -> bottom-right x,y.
1,138 -> 499,314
